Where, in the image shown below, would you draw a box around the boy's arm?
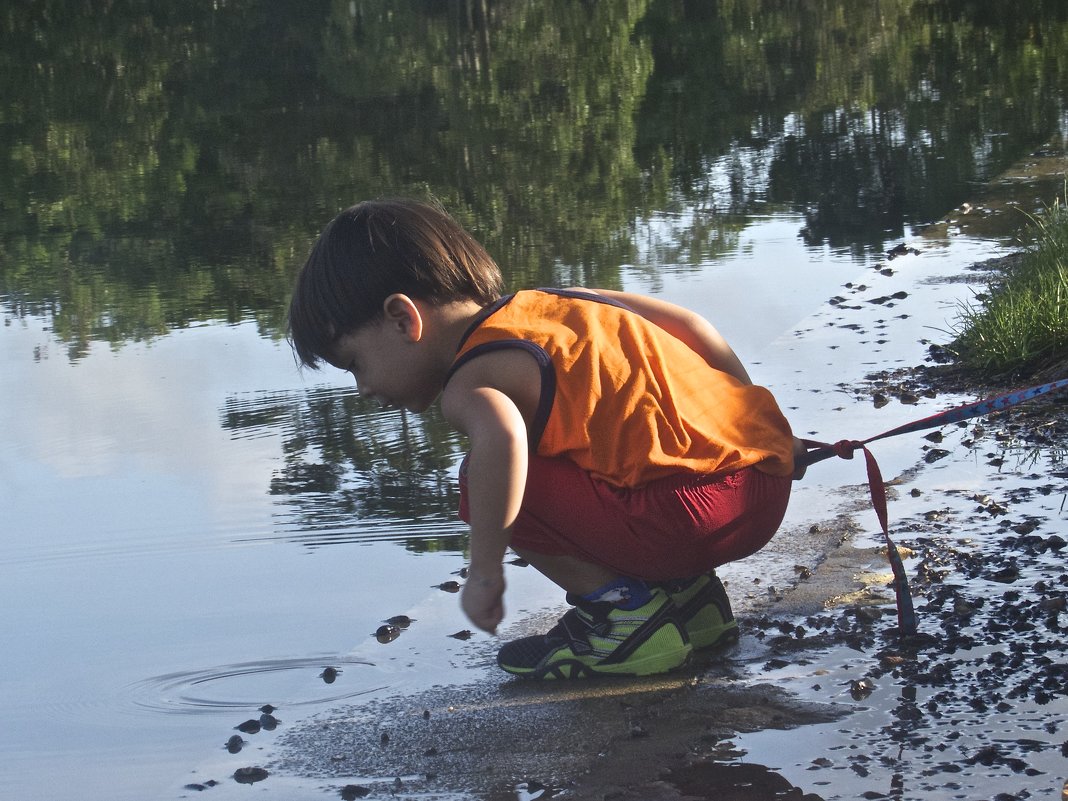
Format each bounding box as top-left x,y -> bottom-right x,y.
587,288 -> 753,385
440,373 -> 530,634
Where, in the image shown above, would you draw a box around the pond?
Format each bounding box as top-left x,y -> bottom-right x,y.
1,2 -> 1066,799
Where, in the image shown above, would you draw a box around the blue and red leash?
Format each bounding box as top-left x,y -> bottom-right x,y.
796,377 -> 1068,636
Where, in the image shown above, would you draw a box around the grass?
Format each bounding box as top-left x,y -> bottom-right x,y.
949,188 -> 1068,381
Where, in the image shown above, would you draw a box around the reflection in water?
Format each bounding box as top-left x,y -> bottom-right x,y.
2,2 -> 1066,355
221,384 -> 470,553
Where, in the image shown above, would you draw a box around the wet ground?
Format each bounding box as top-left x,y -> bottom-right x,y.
173,390 -> 1068,801
232,385 -> 1068,801
168,152 -> 1068,800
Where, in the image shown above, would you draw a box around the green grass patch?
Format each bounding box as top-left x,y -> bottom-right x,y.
949,190 -> 1068,381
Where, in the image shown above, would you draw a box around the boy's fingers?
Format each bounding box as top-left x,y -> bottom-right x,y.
478,605 -> 503,634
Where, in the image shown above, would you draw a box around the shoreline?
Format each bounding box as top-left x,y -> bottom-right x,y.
259,291 -> 1067,801
252,149 -> 1068,800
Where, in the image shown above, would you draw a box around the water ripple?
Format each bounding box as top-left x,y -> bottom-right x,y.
125,657 -> 385,716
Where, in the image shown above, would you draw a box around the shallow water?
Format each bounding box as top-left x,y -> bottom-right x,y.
2,2 -> 1068,798
736,436 -> 1068,801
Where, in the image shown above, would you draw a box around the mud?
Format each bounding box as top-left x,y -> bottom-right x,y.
268,673 -> 844,799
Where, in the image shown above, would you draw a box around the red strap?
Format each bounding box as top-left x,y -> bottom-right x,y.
800,439 -> 917,635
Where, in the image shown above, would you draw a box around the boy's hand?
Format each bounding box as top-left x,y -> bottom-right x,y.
461,571 -> 506,634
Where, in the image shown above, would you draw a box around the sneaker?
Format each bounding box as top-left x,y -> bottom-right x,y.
658,571 -> 739,650
496,587 -> 692,679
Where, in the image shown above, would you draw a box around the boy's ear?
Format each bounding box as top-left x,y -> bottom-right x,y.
382,294 -> 424,341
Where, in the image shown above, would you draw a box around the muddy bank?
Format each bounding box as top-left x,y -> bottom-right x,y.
739,370 -> 1068,801
247,352 -> 1067,801
260,370 -> 1067,800
269,671 -> 847,800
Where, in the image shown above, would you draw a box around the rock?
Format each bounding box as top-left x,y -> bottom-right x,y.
233,767 -> 269,785
319,667 -> 341,684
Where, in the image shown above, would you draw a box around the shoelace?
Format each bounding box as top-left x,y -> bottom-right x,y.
551,601 -> 611,653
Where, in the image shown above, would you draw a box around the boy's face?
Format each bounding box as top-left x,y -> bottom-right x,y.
327,311 -> 439,414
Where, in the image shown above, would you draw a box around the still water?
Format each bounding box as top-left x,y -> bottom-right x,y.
2,2 -> 1067,799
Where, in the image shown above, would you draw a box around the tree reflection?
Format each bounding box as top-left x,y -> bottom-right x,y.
1,0 -> 1066,353
222,385 -> 469,553
635,0 -> 1068,251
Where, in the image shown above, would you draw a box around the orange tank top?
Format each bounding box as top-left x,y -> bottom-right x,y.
446,289 -> 795,488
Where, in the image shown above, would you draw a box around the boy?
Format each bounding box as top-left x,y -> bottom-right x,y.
288,199 -> 799,680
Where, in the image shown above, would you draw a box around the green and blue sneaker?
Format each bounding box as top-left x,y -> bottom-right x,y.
496,587 -> 691,679
657,571 -> 739,650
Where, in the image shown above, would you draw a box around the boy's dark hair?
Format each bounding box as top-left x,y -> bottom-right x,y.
287,199 -> 504,369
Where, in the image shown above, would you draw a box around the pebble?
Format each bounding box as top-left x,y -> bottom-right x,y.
375,624 -> 401,643
340,784 -> 371,799
233,767 -> 268,785
319,667 -> 341,684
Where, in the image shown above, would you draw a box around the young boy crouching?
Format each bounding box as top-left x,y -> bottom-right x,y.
287,199 -> 801,679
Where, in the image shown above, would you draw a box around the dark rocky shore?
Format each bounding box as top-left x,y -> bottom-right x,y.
244,362 -> 1067,801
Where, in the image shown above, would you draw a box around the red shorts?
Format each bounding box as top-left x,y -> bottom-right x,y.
458,455 -> 792,581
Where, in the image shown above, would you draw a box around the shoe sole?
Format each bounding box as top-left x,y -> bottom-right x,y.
499,610 -> 693,679
499,644 -> 693,680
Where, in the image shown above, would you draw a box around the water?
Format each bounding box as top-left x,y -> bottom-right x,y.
735,434 -> 1068,801
2,2 -> 1067,798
